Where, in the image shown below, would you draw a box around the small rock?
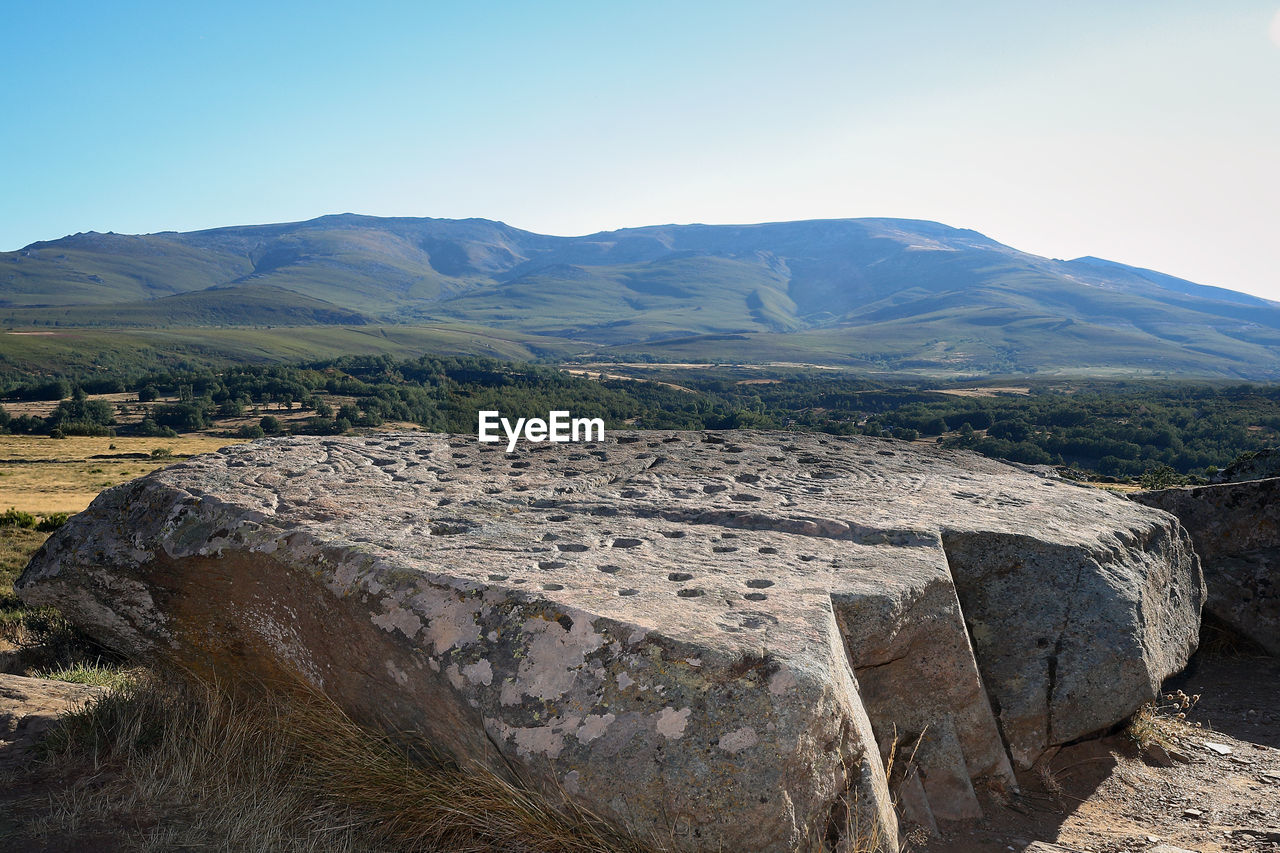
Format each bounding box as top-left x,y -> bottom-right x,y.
1142,742 -> 1176,767
1182,807 -> 1204,819
1201,740 -> 1233,755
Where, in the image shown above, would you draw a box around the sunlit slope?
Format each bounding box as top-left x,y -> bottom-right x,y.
0,324 -> 582,377
4,213 -> 1280,377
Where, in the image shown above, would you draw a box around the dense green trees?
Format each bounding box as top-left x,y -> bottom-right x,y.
869,383 -> 1280,478
2,357 -> 1279,482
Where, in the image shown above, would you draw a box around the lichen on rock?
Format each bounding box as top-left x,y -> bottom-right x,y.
17,431 -> 1204,851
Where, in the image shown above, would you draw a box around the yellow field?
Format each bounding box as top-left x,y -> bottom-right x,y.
0,435 -> 246,515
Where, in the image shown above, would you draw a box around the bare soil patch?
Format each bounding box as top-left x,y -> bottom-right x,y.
562,368 -> 697,393
913,649 -> 1280,852
936,386 -> 1032,398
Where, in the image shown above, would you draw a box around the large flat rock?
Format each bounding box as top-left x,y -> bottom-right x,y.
17,431 -> 1203,851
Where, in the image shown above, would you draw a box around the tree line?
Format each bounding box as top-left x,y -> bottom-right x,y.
3,357 -> 1278,483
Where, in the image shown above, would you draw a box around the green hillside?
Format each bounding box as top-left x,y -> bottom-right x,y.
4,214 -> 1280,378
0,285 -> 369,328
0,324 -> 582,382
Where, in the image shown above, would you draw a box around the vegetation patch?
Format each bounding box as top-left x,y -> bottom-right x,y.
2,357 -> 1280,492
0,527 -> 122,676
22,672 -> 664,853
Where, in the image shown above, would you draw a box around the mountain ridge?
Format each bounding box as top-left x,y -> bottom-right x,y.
4,214 -> 1279,378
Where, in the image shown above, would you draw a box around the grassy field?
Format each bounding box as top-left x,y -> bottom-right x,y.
0,435 -> 245,515
0,526 -> 49,601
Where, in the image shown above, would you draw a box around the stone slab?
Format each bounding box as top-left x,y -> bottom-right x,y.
18,431 -> 1204,850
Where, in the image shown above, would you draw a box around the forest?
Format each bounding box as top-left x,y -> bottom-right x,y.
2,355 -> 1278,486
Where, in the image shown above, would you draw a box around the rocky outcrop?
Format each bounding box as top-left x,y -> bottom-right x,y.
0,674 -> 103,773
1215,447 -> 1280,483
17,432 -> 1203,851
1134,479 -> 1280,655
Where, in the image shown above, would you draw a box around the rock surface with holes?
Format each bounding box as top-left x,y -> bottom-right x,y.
17,431 -> 1203,851
1134,479 -> 1280,655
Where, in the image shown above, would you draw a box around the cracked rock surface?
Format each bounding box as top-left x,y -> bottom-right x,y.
17,431 -> 1204,851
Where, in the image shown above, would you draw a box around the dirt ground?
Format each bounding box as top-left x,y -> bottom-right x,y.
935,387 -> 1033,398
914,650 -> 1280,853
562,368 -> 697,393
0,647 -> 1274,851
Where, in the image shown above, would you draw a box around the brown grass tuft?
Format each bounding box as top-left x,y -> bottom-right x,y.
1126,688 -> 1202,754
1198,612 -> 1269,658
30,670 -> 664,852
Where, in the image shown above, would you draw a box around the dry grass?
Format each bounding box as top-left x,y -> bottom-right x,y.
26,671 -> 666,853
1126,689 -> 1202,753
1,526 -> 61,650
0,433 -> 241,463
1035,763 -> 1065,811
1198,613 -> 1270,657
799,728 -> 916,853
0,434 -> 245,515
16,666 -> 916,852
0,525 -> 48,587
934,387 -> 1032,398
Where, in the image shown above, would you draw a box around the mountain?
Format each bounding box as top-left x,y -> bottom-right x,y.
4,214 -> 1279,378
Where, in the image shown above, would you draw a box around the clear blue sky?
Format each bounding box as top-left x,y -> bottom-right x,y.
3,1 -> 1278,299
